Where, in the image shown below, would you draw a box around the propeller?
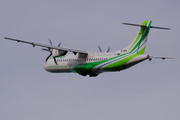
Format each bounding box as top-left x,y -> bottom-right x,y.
98,45 -> 102,52
58,42 -> 61,47
42,39 -> 61,65
97,45 -> 110,53
49,39 -> 52,46
106,47 -> 110,53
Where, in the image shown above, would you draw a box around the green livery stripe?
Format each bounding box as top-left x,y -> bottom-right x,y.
137,47 -> 146,54
128,20 -> 151,54
95,53 -> 133,72
71,59 -> 108,75
104,54 -> 138,71
128,25 -> 146,50
71,53 -> 129,75
129,27 -> 149,53
49,55 -> 67,59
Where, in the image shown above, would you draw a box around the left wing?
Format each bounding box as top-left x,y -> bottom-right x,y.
4,37 -> 88,55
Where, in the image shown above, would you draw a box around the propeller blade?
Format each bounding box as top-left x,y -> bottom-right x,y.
41,48 -> 50,52
49,39 -> 52,46
107,47 -> 110,52
45,53 -> 52,62
98,45 -> 102,52
58,42 -> 61,47
53,57 -> 58,65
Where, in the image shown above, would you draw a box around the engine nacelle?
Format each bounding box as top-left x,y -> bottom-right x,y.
52,49 -> 67,57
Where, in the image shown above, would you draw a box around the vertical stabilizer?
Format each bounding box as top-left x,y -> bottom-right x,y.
118,20 -> 152,54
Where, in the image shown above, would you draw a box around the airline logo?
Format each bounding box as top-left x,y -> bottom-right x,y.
115,53 -> 121,55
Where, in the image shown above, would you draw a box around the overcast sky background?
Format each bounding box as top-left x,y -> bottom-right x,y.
0,0 -> 179,120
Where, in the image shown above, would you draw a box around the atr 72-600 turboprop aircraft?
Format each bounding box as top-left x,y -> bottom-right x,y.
5,20 -> 174,77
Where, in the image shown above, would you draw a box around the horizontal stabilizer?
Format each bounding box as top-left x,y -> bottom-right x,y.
122,22 -> 170,30
150,26 -> 170,30
122,23 -> 146,27
148,56 -> 175,61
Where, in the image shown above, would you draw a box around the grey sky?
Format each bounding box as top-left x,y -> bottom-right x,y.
0,0 -> 179,120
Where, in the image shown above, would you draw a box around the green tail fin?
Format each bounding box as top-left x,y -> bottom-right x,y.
119,20 -> 152,54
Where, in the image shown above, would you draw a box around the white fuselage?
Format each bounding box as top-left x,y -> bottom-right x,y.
44,52 -> 115,73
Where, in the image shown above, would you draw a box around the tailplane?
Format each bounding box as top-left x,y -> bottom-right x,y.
117,20 -> 170,54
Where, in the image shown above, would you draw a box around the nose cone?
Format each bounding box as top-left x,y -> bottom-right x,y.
126,54 -> 148,67
43,62 -> 49,71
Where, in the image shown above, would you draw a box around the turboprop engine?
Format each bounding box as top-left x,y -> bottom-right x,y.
42,39 -> 67,65
51,49 -> 67,57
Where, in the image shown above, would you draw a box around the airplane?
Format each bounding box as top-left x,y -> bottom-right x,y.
4,20 -> 174,77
